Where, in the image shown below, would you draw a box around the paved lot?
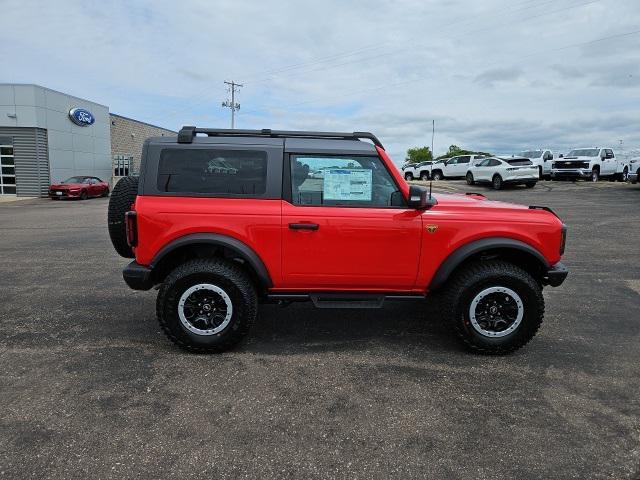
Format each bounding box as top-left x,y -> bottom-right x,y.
1,180 -> 639,479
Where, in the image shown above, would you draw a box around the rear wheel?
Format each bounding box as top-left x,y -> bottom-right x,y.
432,170 -> 443,181
420,171 -> 430,181
492,174 -> 503,190
108,176 -> 139,258
404,172 -> 414,181
156,258 -> 257,353
442,260 -> 544,354
466,172 -> 475,185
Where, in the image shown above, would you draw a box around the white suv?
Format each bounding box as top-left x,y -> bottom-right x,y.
466,157 -> 538,190
551,148 -> 629,182
518,149 -> 554,179
430,155 -> 487,180
402,161 -> 435,181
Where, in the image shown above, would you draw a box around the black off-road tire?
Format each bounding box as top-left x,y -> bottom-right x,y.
466,172 -> 475,185
107,176 -> 139,258
442,260 -> 544,355
492,174 -> 503,190
156,258 -> 257,353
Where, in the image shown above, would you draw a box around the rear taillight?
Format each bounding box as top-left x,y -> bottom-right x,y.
560,224 -> 567,255
125,211 -> 138,247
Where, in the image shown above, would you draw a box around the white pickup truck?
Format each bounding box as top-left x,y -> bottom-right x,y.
551,148 -> 629,182
518,149 -> 554,179
629,158 -> 640,184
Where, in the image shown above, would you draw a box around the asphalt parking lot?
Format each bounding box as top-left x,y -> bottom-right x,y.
1,180 -> 639,479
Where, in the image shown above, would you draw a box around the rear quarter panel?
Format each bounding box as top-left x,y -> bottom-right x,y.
133,196 -> 282,282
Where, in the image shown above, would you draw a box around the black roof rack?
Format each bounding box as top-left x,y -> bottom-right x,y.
177,126 -> 384,149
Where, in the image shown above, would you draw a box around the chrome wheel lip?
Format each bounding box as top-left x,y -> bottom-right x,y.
178,283 -> 233,336
469,286 -> 524,338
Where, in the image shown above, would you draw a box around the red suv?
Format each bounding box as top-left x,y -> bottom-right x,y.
108,127 -> 567,355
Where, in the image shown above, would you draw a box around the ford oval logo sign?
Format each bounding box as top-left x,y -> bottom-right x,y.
68,108 -> 95,126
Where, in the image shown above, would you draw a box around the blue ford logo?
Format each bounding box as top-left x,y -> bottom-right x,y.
68,108 -> 95,126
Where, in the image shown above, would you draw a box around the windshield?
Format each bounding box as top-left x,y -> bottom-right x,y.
568,149 -> 599,157
507,158 -> 533,166
62,176 -> 87,183
519,150 -> 543,158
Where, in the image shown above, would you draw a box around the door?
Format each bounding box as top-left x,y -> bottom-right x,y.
454,156 -> 471,177
443,157 -> 458,177
0,144 -> 16,195
474,158 -> 492,181
604,149 -> 617,174
282,153 -> 422,290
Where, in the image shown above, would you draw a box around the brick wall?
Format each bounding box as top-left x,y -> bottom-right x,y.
110,114 -> 176,173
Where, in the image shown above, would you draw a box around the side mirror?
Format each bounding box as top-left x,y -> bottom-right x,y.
407,185 -> 437,209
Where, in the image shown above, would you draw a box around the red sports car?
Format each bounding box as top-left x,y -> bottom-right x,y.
49,176 -> 110,200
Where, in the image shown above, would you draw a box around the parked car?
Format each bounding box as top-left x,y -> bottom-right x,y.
517,149 -> 554,179
628,158 -> 639,183
430,155 -> 487,180
106,126 -> 568,355
402,160 -> 435,181
466,157 -> 538,190
551,148 -> 629,182
49,176 -> 110,200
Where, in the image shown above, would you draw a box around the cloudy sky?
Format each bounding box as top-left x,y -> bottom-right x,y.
2,0 -> 640,162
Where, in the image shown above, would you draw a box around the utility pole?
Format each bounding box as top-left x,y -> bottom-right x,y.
222,80 -> 243,129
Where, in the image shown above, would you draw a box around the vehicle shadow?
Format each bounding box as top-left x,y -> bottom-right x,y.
242,299 -> 463,357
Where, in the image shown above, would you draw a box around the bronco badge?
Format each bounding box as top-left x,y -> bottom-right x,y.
426,224 -> 438,234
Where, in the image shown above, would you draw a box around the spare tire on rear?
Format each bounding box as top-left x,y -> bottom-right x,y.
108,176 -> 139,258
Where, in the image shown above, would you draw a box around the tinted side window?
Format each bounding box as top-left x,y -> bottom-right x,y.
290,154 -> 400,207
459,156 -> 470,164
157,149 -> 267,195
489,159 -> 501,167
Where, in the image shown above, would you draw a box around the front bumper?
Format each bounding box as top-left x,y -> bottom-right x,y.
543,262 -> 568,287
49,190 -> 81,198
123,261 -> 153,290
551,168 -> 591,178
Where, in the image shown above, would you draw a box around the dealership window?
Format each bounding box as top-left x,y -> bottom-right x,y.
157,148 -> 268,195
290,154 -> 400,207
113,155 -> 133,177
0,145 -> 16,195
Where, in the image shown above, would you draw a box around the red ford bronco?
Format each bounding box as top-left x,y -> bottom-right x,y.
108,127 -> 568,354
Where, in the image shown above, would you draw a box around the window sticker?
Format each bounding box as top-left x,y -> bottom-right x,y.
323,169 -> 372,201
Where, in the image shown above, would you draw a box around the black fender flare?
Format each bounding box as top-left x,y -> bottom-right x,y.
150,233 -> 273,288
428,237 -> 549,291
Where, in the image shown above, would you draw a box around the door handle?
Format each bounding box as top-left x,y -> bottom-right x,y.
288,223 -> 319,231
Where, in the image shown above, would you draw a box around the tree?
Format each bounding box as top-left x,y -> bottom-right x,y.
405,146 -> 433,165
435,144 -> 492,160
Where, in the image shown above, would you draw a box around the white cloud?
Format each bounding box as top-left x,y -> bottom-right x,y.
2,0 -> 640,162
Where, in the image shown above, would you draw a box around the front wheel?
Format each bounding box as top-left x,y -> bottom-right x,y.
420,171 -> 430,181
492,175 -> 503,190
442,260 -> 544,354
591,169 -> 599,182
156,258 -> 257,353
466,172 -> 475,185
404,172 -> 414,181
432,171 -> 443,181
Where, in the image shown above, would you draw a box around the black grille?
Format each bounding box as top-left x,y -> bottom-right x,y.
553,160 -> 589,169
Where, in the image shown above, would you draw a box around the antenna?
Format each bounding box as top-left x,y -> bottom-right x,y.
429,119 -> 435,199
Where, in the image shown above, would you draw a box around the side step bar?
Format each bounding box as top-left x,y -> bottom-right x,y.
264,293 -> 425,309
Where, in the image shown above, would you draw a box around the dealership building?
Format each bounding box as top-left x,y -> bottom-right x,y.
0,84 -> 175,197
